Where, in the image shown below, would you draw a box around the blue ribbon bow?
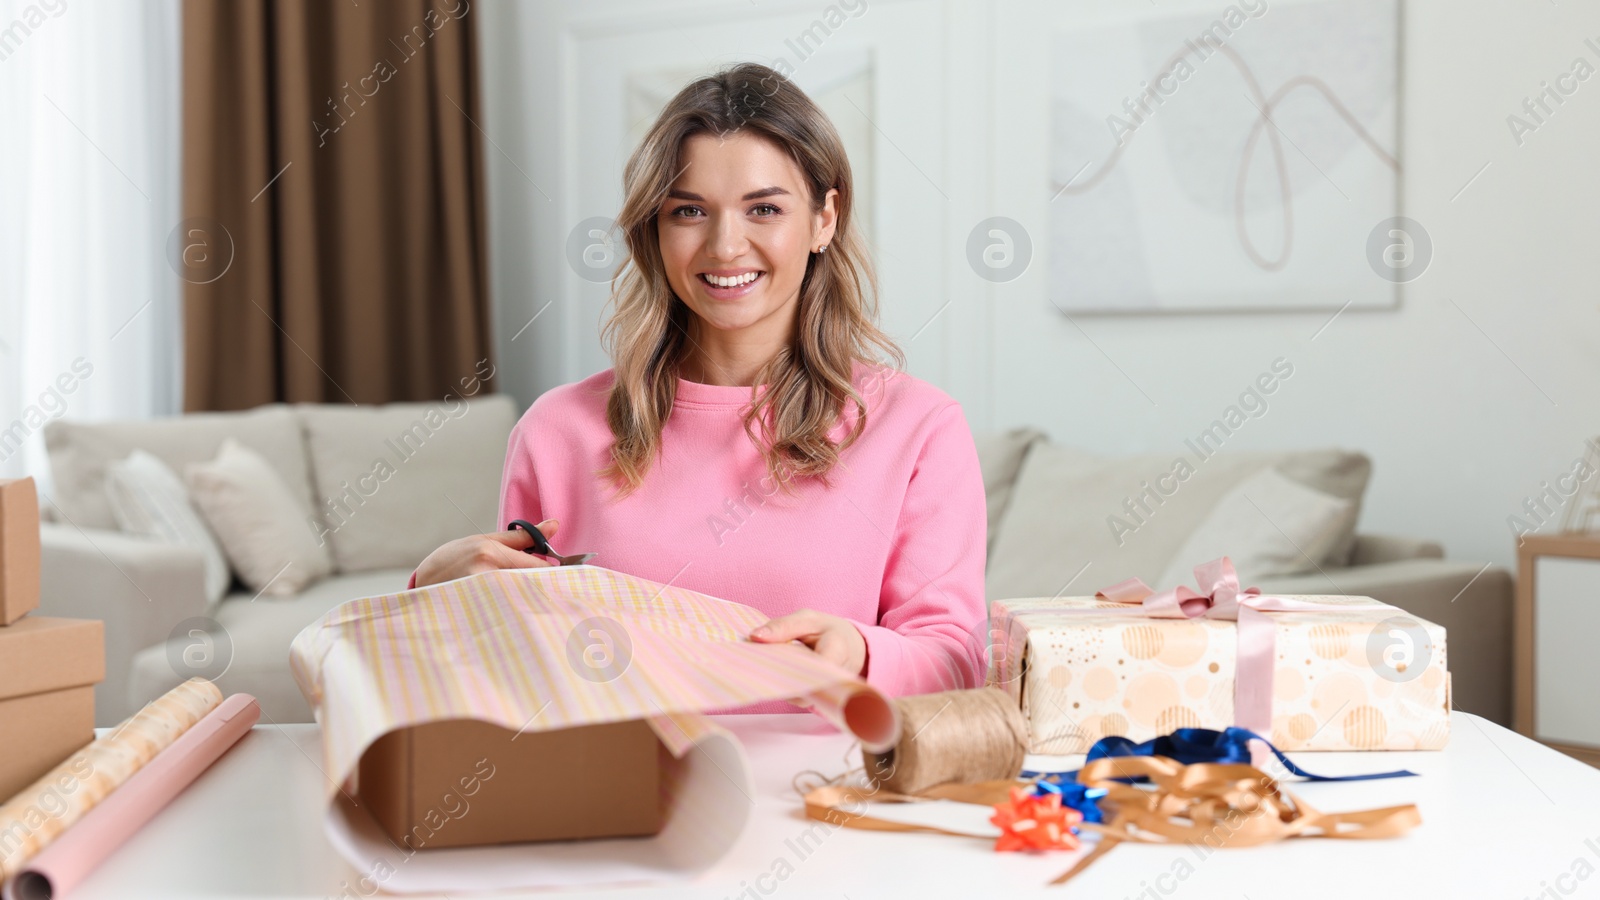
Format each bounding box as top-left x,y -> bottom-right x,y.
1029,779 -> 1108,825
1022,726 -> 1418,794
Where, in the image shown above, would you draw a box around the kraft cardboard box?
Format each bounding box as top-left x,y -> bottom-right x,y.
0,616 -> 104,801
0,478 -> 42,625
357,717 -> 664,850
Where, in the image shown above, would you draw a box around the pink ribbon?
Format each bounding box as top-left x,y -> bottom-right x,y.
1091,557 -> 1380,737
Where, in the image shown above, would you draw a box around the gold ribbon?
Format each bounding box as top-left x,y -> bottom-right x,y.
802,756 -> 1421,887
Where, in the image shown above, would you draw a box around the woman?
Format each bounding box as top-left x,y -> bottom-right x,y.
413,63 -> 988,706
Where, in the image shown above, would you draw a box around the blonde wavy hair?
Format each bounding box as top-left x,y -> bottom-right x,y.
598,62 -> 904,498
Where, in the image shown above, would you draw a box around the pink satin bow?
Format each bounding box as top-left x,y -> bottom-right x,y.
1095,556 -> 1264,621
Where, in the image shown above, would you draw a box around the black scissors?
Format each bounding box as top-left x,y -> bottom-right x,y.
507,519 -> 597,566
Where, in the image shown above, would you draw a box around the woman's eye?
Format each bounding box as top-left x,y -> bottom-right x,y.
751,203 -> 781,217
670,206 -> 702,219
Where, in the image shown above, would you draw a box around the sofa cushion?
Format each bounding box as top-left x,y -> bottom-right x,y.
972,427 -> 1047,556
299,394 -> 518,573
126,568 -> 413,723
186,439 -> 333,597
985,444 -> 1370,601
44,405 -> 314,530
1156,466 -> 1357,587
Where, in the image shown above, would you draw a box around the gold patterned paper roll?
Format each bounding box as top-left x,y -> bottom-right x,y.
0,678 -> 223,877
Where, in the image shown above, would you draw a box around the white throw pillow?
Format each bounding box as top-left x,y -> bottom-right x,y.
1157,467 -> 1356,589
105,450 -> 232,604
185,439 -> 332,598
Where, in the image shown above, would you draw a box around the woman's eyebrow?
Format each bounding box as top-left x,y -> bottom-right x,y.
666,186 -> 791,202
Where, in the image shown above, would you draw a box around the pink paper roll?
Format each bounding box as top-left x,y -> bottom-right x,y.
4,694 -> 260,900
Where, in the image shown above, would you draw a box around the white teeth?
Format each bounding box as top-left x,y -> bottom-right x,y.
704,272 -> 759,288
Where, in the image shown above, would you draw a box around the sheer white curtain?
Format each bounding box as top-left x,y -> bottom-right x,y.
0,0 -> 184,488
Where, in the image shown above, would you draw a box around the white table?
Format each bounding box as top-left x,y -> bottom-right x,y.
66,712 -> 1600,899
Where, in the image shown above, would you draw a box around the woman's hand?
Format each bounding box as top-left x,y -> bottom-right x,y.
413,519 -> 561,588
749,609 -> 868,677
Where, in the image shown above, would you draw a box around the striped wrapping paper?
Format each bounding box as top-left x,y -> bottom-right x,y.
289,564 -> 899,893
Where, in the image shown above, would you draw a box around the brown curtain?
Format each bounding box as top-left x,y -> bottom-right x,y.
181,0 -> 493,410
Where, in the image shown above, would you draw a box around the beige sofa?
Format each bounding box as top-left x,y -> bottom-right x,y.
39,396 -> 518,725
37,408 -> 1513,728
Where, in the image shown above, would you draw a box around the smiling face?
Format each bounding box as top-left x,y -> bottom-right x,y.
657,131 -> 836,380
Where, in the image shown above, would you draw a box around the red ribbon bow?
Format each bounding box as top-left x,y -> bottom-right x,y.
989,786 -> 1083,852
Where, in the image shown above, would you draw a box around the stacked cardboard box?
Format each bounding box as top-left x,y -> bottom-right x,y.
0,478 -> 105,801
0,478 -> 41,626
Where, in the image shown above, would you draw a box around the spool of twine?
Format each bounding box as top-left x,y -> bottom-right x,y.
862,687 -> 1028,796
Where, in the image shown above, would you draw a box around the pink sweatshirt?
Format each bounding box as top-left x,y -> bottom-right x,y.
482,360 -> 987,714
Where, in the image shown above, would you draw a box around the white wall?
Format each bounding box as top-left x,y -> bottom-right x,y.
477,0 -> 1600,572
